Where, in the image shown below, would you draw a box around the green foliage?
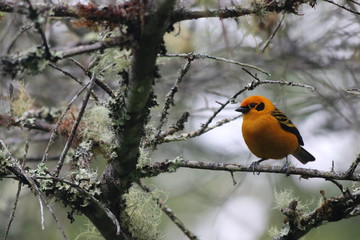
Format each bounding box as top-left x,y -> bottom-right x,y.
122,186 -> 165,240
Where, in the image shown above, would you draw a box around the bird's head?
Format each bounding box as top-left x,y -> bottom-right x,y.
235,96 -> 275,115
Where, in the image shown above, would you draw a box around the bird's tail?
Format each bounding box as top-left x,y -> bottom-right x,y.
292,147 -> 315,164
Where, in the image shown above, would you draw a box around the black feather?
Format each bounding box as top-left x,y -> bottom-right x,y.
271,108 -> 304,146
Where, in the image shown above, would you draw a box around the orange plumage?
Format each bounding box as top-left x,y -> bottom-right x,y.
236,96 -> 315,165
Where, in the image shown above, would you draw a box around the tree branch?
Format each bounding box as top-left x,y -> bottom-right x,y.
138,181 -> 199,240
160,53 -> 270,76
0,114 -> 53,132
142,159 -> 360,181
275,190 -> 360,240
324,0 -> 360,15
60,37 -> 133,58
53,72 -> 96,177
170,0 -> 315,23
96,0 -> 178,237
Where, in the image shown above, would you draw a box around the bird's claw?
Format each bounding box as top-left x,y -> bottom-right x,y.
282,158 -> 290,176
250,161 -> 261,175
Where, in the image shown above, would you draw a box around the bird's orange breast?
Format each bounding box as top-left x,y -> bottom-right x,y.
242,114 -> 299,159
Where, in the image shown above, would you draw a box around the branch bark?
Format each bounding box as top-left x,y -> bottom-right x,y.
143,159 -> 360,181
275,190 -> 360,239
93,0 -> 177,238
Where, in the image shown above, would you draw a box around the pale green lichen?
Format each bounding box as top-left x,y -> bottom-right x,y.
94,47 -> 131,79
270,189 -> 314,238
0,149 -> 11,176
74,221 -> 103,240
8,81 -> 34,117
2,46 -> 52,76
274,188 -> 312,214
81,105 -> 115,155
122,186 -> 165,240
168,155 -> 183,172
273,189 -> 299,210
268,224 -> 291,239
268,225 -> 280,239
137,148 -> 151,168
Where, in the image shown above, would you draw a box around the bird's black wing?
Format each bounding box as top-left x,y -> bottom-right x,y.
271,108 -> 304,146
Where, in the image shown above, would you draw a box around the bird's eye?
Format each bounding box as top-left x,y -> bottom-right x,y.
255,102 -> 265,111
249,103 -> 257,108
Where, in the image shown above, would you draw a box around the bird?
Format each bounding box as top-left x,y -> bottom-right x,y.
235,95 -> 315,168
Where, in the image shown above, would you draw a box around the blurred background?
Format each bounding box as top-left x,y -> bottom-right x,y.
0,0 -> 360,239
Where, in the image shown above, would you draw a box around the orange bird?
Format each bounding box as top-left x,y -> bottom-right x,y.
236,96 -> 315,167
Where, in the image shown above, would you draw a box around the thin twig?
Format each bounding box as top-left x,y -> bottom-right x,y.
3,130 -> 30,239
138,181 -> 199,240
53,72 -> 97,177
196,92 -> 245,136
261,14 -> 285,52
61,37 -> 132,58
152,58 -> 193,148
242,68 -> 315,91
163,115 -> 242,143
0,141 -> 69,240
24,0 -> 51,58
41,84 -> 89,164
68,58 -> 87,73
68,58 -> 115,98
6,22 -> 33,54
327,179 -> 353,198
3,182 -> 22,240
347,0 -> 360,6
34,176 -> 121,236
345,155 -> 360,177
160,53 -> 270,76
344,88 -> 360,95
157,58 -> 192,131
38,194 -> 45,230
324,0 -> 360,15
48,63 -> 85,86
48,63 -> 99,102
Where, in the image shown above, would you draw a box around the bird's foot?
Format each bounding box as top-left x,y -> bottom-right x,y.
250,159 -> 266,175
282,157 -> 290,176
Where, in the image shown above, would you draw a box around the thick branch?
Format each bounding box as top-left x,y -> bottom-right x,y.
60,37 -> 133,58
275,190 -> 360,239
99,0 -> 177,234
0,114 -> 53,132
171,0 -> 314,23
0,0 -> 315,24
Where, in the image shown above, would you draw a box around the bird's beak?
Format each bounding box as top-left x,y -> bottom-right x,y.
235,106 -> 249,114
